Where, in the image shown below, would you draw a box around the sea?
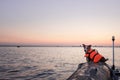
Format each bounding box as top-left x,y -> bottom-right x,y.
0,47 -> 120,80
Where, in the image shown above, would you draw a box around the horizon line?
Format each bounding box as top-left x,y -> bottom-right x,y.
0,44 -> 120,47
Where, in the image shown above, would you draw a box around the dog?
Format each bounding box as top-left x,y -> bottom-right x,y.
82,44 -> 108,63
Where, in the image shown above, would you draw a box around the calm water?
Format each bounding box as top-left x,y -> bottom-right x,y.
0,47 -> 120,80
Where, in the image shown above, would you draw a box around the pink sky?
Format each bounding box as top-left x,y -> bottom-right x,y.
0,0 -> 120,46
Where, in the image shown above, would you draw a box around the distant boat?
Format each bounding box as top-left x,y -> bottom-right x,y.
17,46 -> 20,48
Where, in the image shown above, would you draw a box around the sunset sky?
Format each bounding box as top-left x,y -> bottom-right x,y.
0,0 -> 120,46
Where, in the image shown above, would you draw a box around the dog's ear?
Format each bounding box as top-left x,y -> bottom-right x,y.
82,44 -> 85,47
88,45 -> 91,48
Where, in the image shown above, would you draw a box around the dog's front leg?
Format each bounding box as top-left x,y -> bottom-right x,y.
86,57 -> 91,62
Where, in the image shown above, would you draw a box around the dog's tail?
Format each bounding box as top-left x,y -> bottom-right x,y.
105,58 -> 109,62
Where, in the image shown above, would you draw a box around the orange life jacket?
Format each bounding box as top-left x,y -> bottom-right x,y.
84,49 -> 103,63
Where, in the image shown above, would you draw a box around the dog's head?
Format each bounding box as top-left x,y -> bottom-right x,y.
82,44 -> 91,53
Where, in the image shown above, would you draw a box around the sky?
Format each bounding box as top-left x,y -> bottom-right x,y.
0,0 -> 120,46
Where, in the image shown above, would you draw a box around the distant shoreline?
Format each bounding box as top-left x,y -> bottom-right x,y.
0,45 -> 120,48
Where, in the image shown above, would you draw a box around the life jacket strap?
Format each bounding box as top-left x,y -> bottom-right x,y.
86,49 -> 95,54
91,52 -> 99,61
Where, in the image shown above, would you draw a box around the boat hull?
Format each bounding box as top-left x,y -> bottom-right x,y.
67,62 -> 112,80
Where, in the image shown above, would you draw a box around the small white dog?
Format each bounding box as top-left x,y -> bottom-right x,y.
82,44 -> 108,63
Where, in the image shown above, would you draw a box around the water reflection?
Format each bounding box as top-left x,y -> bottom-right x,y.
0,47 -> 120,80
